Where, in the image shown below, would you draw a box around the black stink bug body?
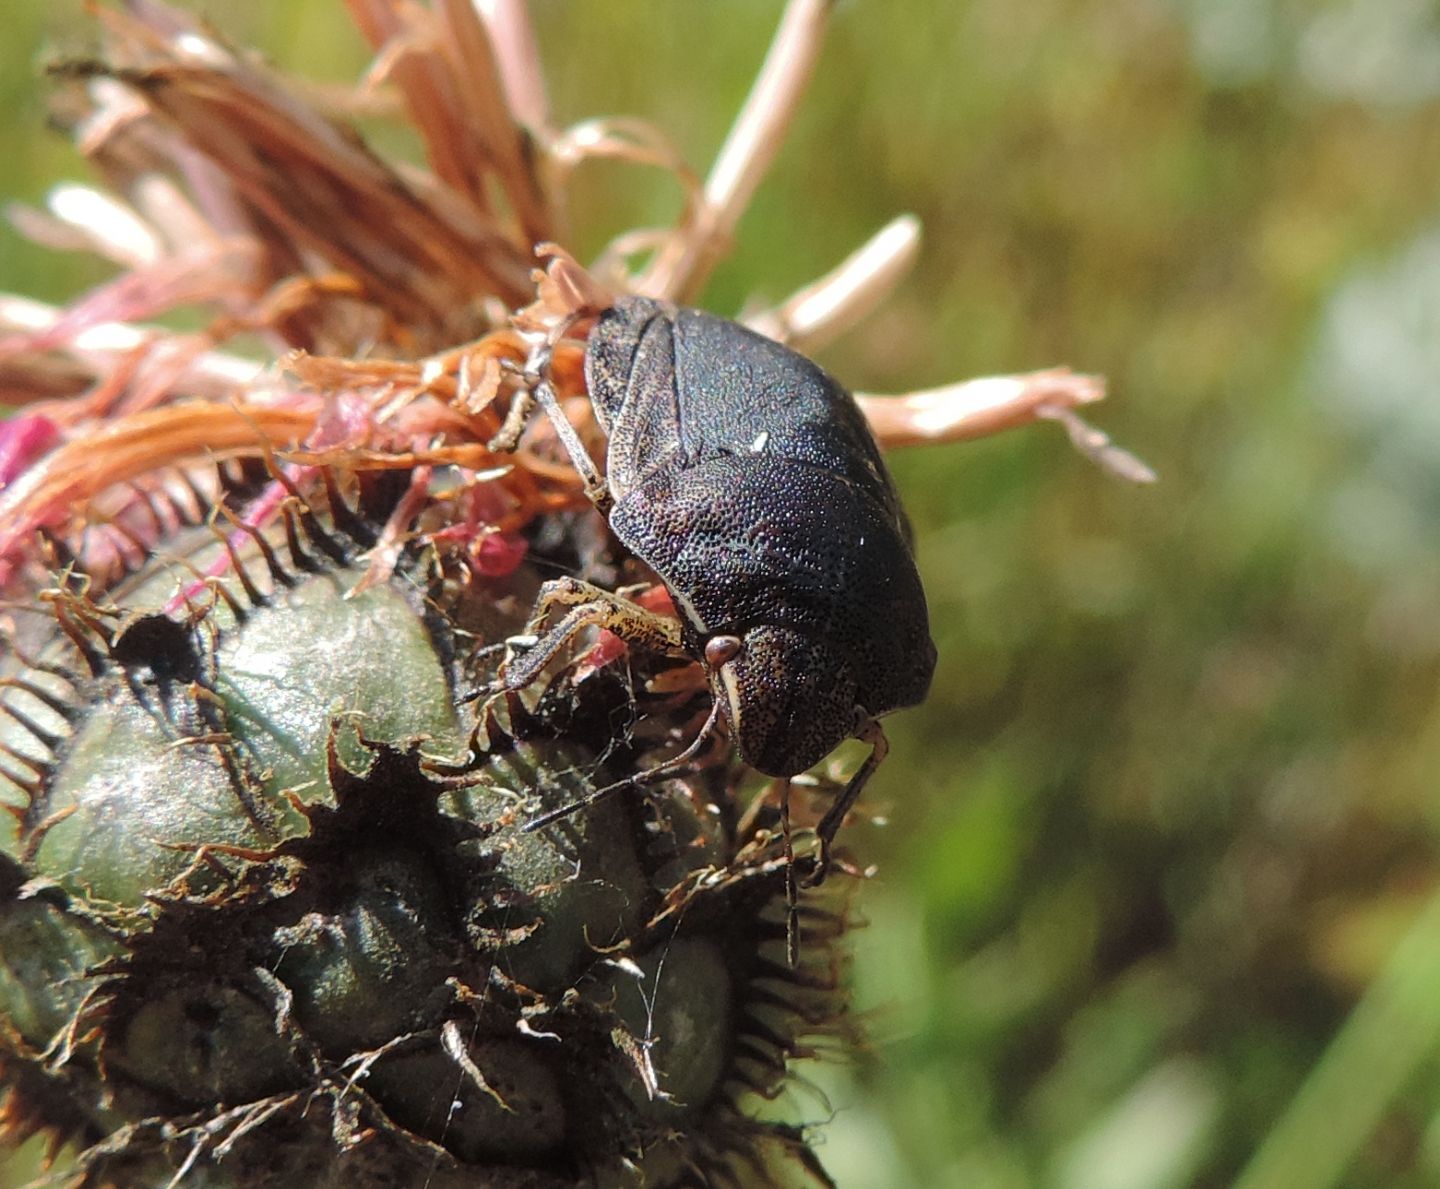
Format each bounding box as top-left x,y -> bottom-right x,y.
508,296 -> 936,879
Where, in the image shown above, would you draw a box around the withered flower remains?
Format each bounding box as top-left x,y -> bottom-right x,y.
0,2 -> 1141,1185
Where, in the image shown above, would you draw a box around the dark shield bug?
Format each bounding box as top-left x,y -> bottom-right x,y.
503,295 -> 936,881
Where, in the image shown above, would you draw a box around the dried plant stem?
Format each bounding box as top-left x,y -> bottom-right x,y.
746,214 -> 922,352
640,0 -> 835,302
0,294 -> 263,398
857,370 -> 1107,447
475,0 -> 552,134
347,0 -> 552,246
859,370 -> 1155,483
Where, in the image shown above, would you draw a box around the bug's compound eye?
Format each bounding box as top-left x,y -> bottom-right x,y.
704,634 -> 743,667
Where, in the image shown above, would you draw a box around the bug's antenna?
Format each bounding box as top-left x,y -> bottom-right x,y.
523,698 -> 724,833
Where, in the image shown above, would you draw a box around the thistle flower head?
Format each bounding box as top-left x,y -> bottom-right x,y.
0,4 -> 883,1185
0,3 -> 1141,1185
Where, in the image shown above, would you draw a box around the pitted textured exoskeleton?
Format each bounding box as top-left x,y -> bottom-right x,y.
499,296 -> 936,884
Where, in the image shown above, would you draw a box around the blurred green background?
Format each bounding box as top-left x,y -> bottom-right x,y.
5,2 -> 1440,1186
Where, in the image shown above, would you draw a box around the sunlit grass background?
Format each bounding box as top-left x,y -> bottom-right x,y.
4,2 -> 1440,1186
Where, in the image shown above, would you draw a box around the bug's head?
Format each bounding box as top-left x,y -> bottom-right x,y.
703,627 -> 858,779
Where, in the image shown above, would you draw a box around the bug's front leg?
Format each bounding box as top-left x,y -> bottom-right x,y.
498,576 -> 684,692
530,377 -> 613,514
492,334 -> 615,513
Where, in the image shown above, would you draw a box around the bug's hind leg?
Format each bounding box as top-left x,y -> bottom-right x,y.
801,716 -> 888,888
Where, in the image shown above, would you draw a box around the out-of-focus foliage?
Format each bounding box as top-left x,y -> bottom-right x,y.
4,2 -> 1440,1186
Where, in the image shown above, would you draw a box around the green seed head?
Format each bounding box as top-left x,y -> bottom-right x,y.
0,472 -> 852,1187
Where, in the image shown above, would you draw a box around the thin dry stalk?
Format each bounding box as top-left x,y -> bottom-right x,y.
746,215 -> 923,352
640,0 -> 835,302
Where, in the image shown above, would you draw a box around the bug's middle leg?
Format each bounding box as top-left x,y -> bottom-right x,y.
498,576 -> 684,692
